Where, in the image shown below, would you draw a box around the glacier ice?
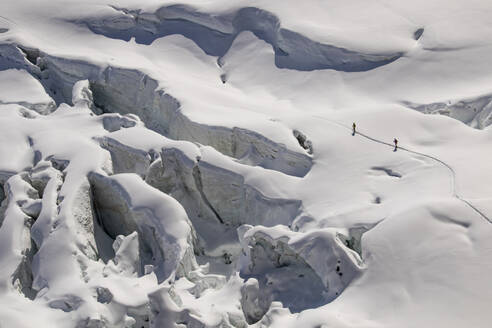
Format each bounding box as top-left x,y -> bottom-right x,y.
2,1 -> 492,327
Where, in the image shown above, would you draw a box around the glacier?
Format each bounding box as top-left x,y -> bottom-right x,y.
1,0 -> 492,328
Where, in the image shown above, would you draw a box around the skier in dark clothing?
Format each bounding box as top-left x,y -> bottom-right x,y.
393,138 -> 398,151
352,122 -> 356,136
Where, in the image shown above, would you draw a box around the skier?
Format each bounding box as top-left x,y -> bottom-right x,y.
352,122 -> 356,136
393,138 -> 398,151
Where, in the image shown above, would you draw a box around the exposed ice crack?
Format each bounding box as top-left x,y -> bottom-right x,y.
370,166 -> 402,178
293,129 -> 313,154
414,28 -> 424,40
192,160 -> 225,225
17,46 -> 40,66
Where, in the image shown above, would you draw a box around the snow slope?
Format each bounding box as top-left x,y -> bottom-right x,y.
1,0 -> 492,327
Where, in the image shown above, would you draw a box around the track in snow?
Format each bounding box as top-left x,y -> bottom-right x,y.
313,115 -> 492,225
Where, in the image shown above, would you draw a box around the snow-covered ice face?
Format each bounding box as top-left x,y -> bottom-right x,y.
1,1 -> 492,327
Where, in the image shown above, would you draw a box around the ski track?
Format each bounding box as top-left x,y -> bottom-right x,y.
313,115 -> 492,225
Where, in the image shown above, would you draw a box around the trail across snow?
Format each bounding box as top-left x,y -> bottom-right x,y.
314,114 -> 492,225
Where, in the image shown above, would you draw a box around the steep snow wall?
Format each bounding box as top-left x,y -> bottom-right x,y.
0,43 -> 313,177
99,127 -> 308,274
31,54 -> 313,177
99,136 -> 154,178
88,172 -> 197,282
0,34 -> 366,328
0,171 -> 14,221
146,147 -> 302,228
0,44 -> 34,72
75,5 -> 403,72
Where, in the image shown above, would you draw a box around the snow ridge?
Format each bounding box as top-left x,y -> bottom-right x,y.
75,5 -> 404,72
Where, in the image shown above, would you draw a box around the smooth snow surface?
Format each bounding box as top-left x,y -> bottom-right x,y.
1,1 -> 492,327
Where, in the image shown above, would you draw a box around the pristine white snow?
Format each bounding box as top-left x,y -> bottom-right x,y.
1,0 -> 492,327
0,69 -> 54,110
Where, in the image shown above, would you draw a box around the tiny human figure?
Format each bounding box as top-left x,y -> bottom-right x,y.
352,122 -> 356,136
223,252 -> 232,265
393,138 -> 398,151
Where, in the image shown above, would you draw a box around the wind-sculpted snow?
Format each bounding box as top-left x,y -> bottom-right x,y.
28,53 -> 313,177
0,42 -> 312,177
403,94 -> 492,129
75,5 -> 403,72
0,80 -> 325,327
2,1 -> 492,327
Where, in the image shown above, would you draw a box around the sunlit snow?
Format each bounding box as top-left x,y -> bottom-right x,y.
1,1 -> 492,327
